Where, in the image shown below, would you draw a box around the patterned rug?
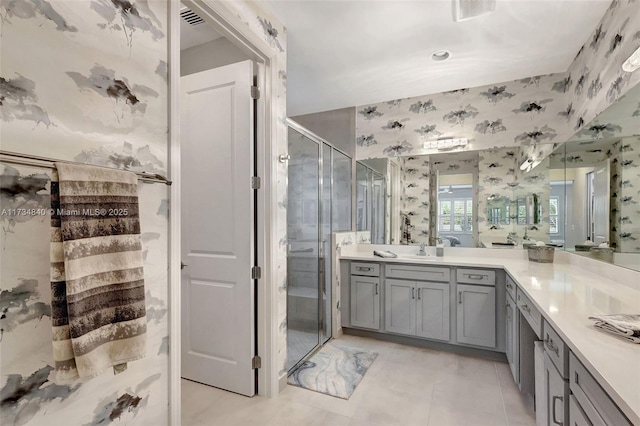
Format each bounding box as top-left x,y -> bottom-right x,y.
287,342 -> 378,399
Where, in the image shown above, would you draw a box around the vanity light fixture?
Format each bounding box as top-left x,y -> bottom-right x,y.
520,157 -> 542,172
423,137 -> 468,150
622,46 -> 640,72
431,50 -> 451,62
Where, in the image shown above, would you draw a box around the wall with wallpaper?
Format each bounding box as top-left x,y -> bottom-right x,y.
617,137 -> 640,253
355,0 -> 639,247
355,0 -> 640,173
0,1 -> 288,425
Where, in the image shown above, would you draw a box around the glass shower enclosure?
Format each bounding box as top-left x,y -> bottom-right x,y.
285,120 -> 352,373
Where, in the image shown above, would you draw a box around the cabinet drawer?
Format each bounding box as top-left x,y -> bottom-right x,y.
516,288 -> 542,339
351,262 -> 380,277
456,268 -> 496,286
543,321 -> 568,379
505,274 -> 517,300
569,352 -> 631,426
385,264 -> 450,282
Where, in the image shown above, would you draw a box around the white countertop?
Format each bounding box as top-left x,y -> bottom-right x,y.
339,246 -> 640,424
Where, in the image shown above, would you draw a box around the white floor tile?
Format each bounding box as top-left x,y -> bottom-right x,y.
182,335 -> 535,426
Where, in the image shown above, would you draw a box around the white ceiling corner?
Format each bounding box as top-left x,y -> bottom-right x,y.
259,0 -> 613,116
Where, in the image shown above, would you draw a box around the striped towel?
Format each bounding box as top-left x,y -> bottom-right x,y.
588,314 -> 640,344
50,163 -> 146,381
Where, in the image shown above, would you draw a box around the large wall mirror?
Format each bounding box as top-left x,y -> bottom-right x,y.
354,83 -> 639,272
547,82 -> 640,271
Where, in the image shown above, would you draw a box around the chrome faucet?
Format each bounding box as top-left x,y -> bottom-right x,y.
417,242 -> 427,256
507,232 -> 517,244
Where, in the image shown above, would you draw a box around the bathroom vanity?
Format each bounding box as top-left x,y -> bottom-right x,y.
337,247 -> 639,425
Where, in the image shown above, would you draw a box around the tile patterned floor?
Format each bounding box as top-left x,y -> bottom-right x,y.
285,328 -> 319,372
182,335 -> 536,426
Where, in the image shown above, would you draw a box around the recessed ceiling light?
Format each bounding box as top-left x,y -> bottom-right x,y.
431,50 -> 451,62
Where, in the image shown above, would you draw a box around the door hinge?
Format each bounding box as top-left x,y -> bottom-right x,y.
251,86 -> 260,100
251,176 -> 261,189
252,355 -> 262,369
251,266 -> 261,279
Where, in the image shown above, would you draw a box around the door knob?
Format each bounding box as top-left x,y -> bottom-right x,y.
181,261 -> 188,270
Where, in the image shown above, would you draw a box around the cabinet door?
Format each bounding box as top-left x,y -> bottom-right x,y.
545,353 -> 569,426
456,284 -> 496,348
569,395 -> 594,426
385,279 -> 416,335
506,293 -> 519,383
416,281 -> 450,341
350,275 -> 380,330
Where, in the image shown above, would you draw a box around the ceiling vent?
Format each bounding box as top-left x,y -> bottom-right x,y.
180,8 -> 205,26
452,0 -> 496,22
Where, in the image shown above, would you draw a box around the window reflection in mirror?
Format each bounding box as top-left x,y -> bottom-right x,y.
437,173 -> 474,247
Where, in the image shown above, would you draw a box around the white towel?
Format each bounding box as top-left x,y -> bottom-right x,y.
588,314 -> 640,344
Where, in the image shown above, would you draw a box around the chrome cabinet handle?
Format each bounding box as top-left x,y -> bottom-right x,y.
417,288 -> 421,300
458,291 -> 462,304
181,261 -> 188,270
545,336 -> 560,356
552,395 -> 564,425
412,287 -> 415,299
521,304 -> 531,314
357,267 -> 372,271
467,274 -> 485,280
375,283 -> 378,295
506,282 -> 513,290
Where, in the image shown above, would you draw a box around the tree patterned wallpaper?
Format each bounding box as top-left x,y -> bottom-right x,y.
0,0 -> 288,424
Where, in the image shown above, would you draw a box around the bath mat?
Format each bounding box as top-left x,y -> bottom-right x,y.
287,342 -> 377,399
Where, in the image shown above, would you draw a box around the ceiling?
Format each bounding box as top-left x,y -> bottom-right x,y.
260,0 -> 613,116
180,5 -> 222,51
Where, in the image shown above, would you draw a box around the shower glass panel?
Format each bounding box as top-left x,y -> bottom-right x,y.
321,143 -> 332,344
286,127 -> 320,372
286,121 -> 352,373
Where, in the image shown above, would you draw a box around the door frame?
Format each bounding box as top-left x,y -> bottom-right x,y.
169,0 -> 280,423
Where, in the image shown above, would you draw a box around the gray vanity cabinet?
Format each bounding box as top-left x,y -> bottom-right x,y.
505,291 -> 519,383
416,281 -> 450,341
350,262 -> 381,330
545,351 -> 569,426
456,284 -> 496,348
384,279 -> 450,341
384,264 -> 451,341
385,279 -> 416,335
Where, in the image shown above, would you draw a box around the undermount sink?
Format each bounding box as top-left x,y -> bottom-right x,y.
491,242 -> 516,246
398,255 -> 439,261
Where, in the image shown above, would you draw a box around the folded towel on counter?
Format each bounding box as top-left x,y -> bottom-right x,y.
50,163 -> 147,381
588,314 -> 640,344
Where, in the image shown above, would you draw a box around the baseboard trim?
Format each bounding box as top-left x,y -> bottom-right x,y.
278,373 -> 288,393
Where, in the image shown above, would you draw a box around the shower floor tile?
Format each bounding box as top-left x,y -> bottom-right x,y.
285,328 -> 319,372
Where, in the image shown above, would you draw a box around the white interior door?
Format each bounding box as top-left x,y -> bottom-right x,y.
181,60 -> 256,396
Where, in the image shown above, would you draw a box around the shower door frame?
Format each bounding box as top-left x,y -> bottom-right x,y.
286,119 -> 352,373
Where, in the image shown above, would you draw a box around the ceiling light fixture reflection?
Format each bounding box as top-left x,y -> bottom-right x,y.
423,137 -> 468,151
622,46 -> 640,73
